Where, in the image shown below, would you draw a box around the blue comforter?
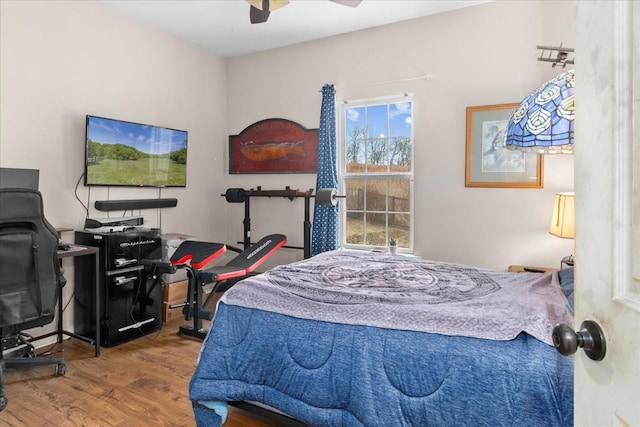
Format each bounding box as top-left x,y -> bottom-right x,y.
189,252 -> 574,426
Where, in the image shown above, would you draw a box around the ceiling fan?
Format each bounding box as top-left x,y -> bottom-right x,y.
246,0 -> 363,24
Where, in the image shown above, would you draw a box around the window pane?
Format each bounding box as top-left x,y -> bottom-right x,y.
389,101 -> 412,173
389,137 -> 412,172
367,104 -> 389,139
365,212 -> 386,246
345,107 -> 366,173
345,178 -> 364,210
346,211 -> 364,245
345,139 -> 365,173
365,179 -> 387,211
389,213 -> 410,247
366,137 -> 388,172
345,106 -> 366,133
389,102 -> 412,137
388,178 -> 410,212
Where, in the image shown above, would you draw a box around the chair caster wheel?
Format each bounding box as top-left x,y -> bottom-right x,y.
0,396 -> 7,411
55,363 -> 66,376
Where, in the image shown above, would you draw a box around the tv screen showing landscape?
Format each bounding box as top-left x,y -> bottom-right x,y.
85,115 -> 188,187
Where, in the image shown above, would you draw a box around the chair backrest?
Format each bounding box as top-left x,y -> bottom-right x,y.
0,188 -> 60,330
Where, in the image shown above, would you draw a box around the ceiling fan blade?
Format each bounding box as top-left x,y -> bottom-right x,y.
250,3 -> 270,24
246,0 -> 290,11
247,0 -> 290,24
330,0 -> 363,7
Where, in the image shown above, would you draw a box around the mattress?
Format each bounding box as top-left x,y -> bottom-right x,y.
190,250 -> 574,426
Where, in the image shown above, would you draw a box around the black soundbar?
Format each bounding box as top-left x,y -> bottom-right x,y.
94,198 -> 178,211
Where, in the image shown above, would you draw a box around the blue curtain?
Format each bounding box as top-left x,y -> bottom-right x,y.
311,84 -> 338,256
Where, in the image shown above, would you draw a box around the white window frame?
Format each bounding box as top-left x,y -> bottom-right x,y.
338,94 -> 414,253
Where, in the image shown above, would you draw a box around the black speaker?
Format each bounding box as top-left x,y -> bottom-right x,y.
74,229 -> 163,347
94,198 -> 178,212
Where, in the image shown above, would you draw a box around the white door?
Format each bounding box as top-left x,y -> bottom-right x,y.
573,1 -> 640,426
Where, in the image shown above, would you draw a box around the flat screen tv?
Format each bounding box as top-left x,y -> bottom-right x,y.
85,115 -> 188,187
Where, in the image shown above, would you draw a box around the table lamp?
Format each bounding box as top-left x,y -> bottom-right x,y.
549,192 -> 575,267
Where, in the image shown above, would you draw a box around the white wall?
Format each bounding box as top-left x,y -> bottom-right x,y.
0,0 -> 228,341
224,0 -> 576,270
0,0 -> 227,241
1,0 -> 575,272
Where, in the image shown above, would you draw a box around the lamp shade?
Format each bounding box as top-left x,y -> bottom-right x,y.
504,69 -> 574,154
549,192 -> 575,238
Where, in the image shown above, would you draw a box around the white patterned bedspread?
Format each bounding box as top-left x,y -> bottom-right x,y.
220,250 -> 572,345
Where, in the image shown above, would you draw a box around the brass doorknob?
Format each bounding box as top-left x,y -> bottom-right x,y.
552,320 -> 607,361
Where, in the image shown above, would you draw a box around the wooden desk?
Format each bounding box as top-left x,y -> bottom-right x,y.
31,244 -> 101,356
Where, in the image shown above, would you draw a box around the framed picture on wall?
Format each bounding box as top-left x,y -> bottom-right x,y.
229,118 -> 318,174
465,103 -> 544,188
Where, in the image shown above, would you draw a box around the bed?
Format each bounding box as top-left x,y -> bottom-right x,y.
189,249 -> 574,426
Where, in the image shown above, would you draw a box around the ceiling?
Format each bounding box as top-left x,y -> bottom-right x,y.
97,0 -> 491,58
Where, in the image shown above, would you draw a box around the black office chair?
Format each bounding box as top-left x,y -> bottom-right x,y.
0,188 -> 66,411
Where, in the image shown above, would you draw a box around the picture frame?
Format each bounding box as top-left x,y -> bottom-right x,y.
229,118 -> 318,174
465,103 -> 544,188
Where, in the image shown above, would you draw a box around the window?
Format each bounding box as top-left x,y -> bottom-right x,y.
339,95 -> 413,251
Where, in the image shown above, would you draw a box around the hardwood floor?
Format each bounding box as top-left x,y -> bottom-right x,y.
0,317 -> 276,427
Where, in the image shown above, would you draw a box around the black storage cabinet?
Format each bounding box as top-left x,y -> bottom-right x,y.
74,229 -> 162,347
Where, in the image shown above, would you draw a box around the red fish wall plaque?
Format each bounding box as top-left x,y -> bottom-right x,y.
229,118 -> 318,173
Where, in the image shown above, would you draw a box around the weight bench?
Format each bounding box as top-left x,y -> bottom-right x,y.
166,234 -> 287,339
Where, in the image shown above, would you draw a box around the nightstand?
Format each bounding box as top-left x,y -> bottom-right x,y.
508,265 -> 557,273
